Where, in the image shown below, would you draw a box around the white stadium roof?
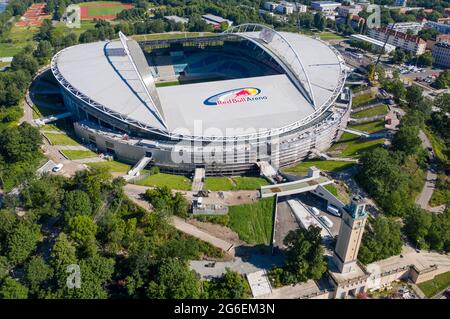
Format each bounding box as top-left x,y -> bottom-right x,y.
53,26 -> 345,139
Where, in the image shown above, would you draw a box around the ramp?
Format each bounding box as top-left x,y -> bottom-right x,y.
341,127 -> 370,138
35,112 -> 72,126
127,156 -> 152,178
260,174 -> 333,198
256,161 -> 278,184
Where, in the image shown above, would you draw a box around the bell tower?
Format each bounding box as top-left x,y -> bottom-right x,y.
333,195 -> 368,274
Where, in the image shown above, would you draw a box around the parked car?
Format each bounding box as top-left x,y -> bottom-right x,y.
327,204 -> 341,217
310,207 -> 320,216
52,164 -> 63,173
320,215 -> 334,229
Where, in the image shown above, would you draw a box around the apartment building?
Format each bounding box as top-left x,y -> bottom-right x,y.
432,42 -> 450,68
368,27 -> 427,55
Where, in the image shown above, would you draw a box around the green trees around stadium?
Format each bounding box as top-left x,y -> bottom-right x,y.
359,216 -> 403,265
0,166 -> 233,299
269,227 -> 327,287
205,268 -> 251,299
144,186 -> 190,218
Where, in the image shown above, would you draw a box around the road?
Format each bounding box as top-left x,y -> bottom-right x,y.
415,130 -> 445,213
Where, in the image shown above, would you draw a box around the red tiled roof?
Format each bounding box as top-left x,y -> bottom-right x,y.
373,27 -> 426,45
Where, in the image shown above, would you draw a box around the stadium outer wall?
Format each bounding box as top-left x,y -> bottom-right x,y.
60,86 -> 352,176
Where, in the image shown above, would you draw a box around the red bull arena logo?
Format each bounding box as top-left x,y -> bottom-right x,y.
204,87 -> 267,106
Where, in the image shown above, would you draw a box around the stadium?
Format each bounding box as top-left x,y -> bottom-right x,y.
51,24 -> 351,175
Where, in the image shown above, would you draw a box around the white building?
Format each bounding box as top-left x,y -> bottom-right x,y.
388,22 -> 425,35
263,1 -> 278,12
276,1 -> 295,15
368,27 -> 427,55
164,16 -> 189,24
311,1 -> 342,13
350,34 -> 397,53
201,14 -> 233,29
432,42 -> 450,68
425,21 -> 450,35
337,5 -> 363,18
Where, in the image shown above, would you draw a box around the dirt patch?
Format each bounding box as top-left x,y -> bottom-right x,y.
186,218 -> 247,247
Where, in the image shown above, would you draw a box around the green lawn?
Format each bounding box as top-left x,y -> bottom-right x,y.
352,104 -> 388,119
204,177 -> 235,191
44,133 -> 80,146
52,21 -> 97,38
87,160 -> 131,174
329,137 -> 384,158
61,150 -> 98,160
232,177 -> 269,190
319,31 -> 345,41
423,127 -> 448,165
0,25 -> 38,57
132,32 -> 214,41
430,173 -> 449,207
418,271 -> 450,298
349,120 -> 386,134
283,160 -> 355,175
352,91 -> 376,108
135,173 -> 191,191
324,184 -> 338,196
204,176 -> 269,191
228,197 -> 275,245
88,5 -> 129,17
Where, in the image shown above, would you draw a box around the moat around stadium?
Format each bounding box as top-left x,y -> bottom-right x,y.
51,24 -> 351,175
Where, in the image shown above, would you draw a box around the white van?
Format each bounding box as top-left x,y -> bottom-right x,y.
327,204 -> 341,217
309,207 -> 320,217
320,216 -> 334,229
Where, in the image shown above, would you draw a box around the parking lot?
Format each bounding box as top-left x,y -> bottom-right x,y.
293,192 -> 342,237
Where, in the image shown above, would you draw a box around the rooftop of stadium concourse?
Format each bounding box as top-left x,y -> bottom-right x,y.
53,28 -> 345,138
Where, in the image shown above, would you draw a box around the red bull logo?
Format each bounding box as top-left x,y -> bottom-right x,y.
204,87 -> 267,106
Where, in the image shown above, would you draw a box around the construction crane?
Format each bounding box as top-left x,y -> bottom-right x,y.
368,22 -> 396,84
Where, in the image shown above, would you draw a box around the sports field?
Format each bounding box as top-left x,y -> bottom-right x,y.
80,2 -> 133,20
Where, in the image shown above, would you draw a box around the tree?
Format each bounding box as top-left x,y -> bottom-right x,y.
405,85 -> 423,109
61,255 -> 115,299
417,51 -> 433,67
281,227 -> 327,284
434,93 -> 450,114
34,40 -> 53,60
67,215 -> 98,257
6,221 -> 42,266
359,217 -> 403,264
383,79 -> 406,102
25,256 -> 53,294
404,206 -> 432,249
0,276 -> 29,299
392,48 -> 407,64
10,52 -> 39,76
51,233 -> 78,289
0,256 -> 10,280
433,70 -> 450,90
146,258 -> 201,299
205,269 -> 250,299
426,209 -> 450,253
63,190 -> 93,221
392,125 -> 421,156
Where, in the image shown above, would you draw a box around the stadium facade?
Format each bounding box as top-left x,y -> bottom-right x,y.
51,24 -> 351,175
